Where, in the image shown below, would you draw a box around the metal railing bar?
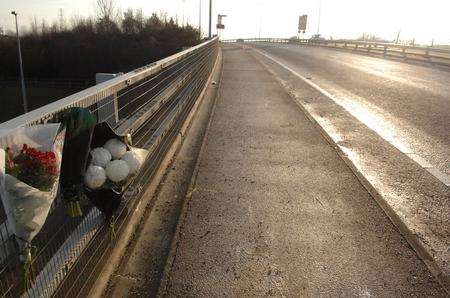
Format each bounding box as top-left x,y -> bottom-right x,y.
113,47 -> 215,133
91,44 -> 213,121
0,38 -> 218,132
132,49 -> 214,146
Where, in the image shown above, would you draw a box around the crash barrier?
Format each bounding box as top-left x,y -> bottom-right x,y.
0,37 -> 218,297
222,38 -> 450,66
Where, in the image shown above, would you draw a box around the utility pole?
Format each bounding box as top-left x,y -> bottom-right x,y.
208,0 -> 212,38
316,0 -> 322,36
182,0 -> 186,27
199,0 -> 202,39
11,11 -> 28,113
258,15 -> 262,39
395,30 -> 401,44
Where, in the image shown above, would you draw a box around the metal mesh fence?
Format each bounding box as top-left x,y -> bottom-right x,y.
0,37 -> 218,298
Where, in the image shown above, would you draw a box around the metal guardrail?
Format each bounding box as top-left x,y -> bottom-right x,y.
222,38 -> 450,66
0,36 -> 218,297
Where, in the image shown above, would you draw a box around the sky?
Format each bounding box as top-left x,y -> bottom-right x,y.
0,0 -> 449,45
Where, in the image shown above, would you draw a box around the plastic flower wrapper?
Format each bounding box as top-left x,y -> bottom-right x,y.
122,147 -> 148,174
0,123 -> 65,288
83,123 -> 149,222
54,107 -> 97,217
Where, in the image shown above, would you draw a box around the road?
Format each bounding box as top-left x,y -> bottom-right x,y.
103,44 -> 448,296
157,46 -> 446,296
250,43 -> 450,178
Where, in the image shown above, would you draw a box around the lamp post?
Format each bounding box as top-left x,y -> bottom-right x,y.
208,0 -> 212,38
182,0 -> 186,27
199,0 -> 202,39
395,30 -> 401,44
11,11 -> 28,113
316,0 -> 322,36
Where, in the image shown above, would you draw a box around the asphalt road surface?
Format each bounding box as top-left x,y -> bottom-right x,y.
158,46 -> 445,297
249,43 -> 450,179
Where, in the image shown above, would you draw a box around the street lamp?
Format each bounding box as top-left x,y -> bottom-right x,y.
316,0 -> 322,36
199,0 -> 202,39
182,0 -> 186,27
11,11 -> 28,113
208,0 -> 212,38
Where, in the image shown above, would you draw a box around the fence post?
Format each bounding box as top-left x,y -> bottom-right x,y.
95,73 -> 122,127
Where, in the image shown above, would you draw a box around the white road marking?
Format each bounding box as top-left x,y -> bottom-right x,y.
254,48 -> 450,187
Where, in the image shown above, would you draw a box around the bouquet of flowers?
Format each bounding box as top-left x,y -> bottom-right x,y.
0,123 -> 64,288
54,107 -> 97,217
83,122 -> 148,219
5,144 -> 58,191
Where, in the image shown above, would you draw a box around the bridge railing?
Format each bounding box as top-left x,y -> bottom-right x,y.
0,37 -> 218,297
222,38 -> 450,66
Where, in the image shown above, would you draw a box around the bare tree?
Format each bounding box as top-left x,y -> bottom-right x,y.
30,17 -> 39,35
96,0 -> 117,22
122,8 -> 135,34
135,9 -> 144,32
96,0 -> 120,33
58,8 -> 66,31
41,19 -> 48,34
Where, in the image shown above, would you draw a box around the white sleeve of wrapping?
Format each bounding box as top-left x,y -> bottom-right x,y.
0,123 -> 61,152
0,148 -> 4,188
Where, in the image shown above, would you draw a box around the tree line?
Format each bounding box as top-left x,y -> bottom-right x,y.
0,4 -> 200,81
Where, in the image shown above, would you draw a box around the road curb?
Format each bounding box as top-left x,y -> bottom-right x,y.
250,48 -> 450,294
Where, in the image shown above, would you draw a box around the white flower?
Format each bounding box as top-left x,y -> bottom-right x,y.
90,147 -> 112,167
84,165 -> 107,189
104,138 -> 127,159
121,149 -> 145,174
105,160 -> 129,182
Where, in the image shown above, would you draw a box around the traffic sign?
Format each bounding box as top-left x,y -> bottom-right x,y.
298,15 -> 307,33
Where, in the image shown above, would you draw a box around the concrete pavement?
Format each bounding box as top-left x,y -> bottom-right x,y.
157,45 -> 445,297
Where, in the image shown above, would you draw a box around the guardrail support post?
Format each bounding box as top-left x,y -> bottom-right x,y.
95,73 -> 122,127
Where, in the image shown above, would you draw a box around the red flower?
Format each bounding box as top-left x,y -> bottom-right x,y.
6,144 -> 58,191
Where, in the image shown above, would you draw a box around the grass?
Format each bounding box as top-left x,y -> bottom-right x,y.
0,86 -> 79,123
